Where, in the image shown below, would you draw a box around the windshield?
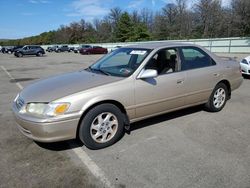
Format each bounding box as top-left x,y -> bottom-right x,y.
89,48 -> 151,77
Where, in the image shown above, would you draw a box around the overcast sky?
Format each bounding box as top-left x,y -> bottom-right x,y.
0,0 -> 231,39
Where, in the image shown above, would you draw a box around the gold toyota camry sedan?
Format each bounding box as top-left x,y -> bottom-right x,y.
12,42 -> 243,149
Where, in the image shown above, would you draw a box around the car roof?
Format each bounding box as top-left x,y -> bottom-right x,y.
123,42 -> 199,49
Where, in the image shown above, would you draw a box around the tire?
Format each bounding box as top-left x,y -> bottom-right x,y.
36,52 -> 42,57
16,52 -> 23,57
205,83 -> 228,112
79,104 -> 125,149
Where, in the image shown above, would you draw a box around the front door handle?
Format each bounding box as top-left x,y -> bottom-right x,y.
214,73 -> 220,77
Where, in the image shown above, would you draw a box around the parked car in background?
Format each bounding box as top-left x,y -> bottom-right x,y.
73,47 -> 80,53
111,46 -> 122,52
14,45 -> 45,57
46,46 -> 52,52
240,56 -> 250,77
12,42 -> 242,149
80,46 -> 108,55
46,45 -> 59,52
1,45 -> 25,54
68,47 -> 75,52
4,46 -> 14,54
74,45 -> 92,53
1,46 -> 5,53
55,45 -> 69,52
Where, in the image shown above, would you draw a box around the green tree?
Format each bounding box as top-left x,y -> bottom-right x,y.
132,23 -> 151,41
115,12 -> 134,42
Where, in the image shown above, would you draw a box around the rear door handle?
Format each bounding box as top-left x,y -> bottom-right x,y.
213,73 -> 220,77
177,79 -> 184,84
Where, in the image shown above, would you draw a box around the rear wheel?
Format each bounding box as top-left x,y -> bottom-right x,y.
79,104 -> 125,149
36,52 -> 42,57
205,83 -> 228,112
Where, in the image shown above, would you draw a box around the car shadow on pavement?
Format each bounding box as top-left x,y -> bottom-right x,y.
35,139 -> 83,151
130,105 -> 204,132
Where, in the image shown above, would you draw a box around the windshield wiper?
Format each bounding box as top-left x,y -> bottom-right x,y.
87,67 -> 110,76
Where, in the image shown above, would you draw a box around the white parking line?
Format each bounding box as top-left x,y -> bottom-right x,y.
71,147 -> 113,188
1,65 -> 113,188
1,66 -> 23,90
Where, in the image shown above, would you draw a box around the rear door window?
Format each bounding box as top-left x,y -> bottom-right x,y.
180,47 -> 215,71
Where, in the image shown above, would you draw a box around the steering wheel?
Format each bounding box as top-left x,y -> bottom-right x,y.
119,68 -> 132,75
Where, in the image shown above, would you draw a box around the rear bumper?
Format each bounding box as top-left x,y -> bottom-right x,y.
13,113 -> 79,143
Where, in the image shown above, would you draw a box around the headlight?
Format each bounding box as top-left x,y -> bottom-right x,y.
20,102 -> 70,117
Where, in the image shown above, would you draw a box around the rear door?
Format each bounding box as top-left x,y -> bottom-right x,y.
179,46 -> 220,105
96,47 -> 102,54
22,46 -> 32,55
134,48 -> 186,118
29,46 -> 37,54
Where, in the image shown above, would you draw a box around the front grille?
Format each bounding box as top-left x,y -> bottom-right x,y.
16,97 -> 25,111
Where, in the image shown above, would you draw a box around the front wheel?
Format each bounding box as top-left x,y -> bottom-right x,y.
205,83 -> 228,112
79,104 -> 125,149
16,52 -> 23,57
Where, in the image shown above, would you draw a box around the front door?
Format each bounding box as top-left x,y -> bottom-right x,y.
134,48 -> 186,119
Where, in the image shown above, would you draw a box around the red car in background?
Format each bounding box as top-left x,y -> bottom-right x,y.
79,46 -> 108,55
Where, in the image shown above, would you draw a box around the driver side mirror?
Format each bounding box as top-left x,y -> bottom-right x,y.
137,69 -> 158,79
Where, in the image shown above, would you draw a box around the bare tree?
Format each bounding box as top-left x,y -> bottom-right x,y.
131,10 -> 141,24
175,0 -> 188,38
231,0 -> 250,36
194,0 -> 223,38
140,8 -> 154,32
108,7 -> 122,26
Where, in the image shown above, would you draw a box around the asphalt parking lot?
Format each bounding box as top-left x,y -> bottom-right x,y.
0,52 -> 250,188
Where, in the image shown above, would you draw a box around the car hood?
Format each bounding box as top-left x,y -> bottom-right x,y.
14,48 -> 22,51
19,70 -> 123,103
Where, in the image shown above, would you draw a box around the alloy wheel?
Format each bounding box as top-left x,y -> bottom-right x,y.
90,112 -> 118,143
213,88 -> 226,108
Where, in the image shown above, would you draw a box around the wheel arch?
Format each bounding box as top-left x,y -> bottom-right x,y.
217,79 -> 231,99
76,100 -> 129,139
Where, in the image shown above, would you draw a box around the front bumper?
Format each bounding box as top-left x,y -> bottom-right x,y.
241,70 -> 250,75
12,104 -> 79,143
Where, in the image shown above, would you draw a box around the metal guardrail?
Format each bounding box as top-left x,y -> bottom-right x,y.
41,37 -> 250,54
